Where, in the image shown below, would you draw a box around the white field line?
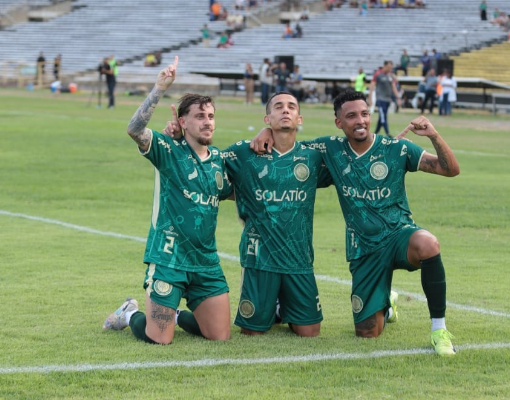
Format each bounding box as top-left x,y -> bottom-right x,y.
1,342 -> 510,375
2,209 -> 510,320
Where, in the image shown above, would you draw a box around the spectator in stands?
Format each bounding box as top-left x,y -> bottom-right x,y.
273,62 -> 291,93
359,1 -> 368,15
244,63 -> 255,105
217,31 -> 229,48
293,22 -> 303,38
300,6 -> 310,20
53,54 -> 61,81
420,68 -> 438,115
282,22 -> 294,39
431,48 -> 441,71
226,33 -> 234,47
235,0 -> 245,10
479,1 -> 487,21
144,53 -> 157,67
394,49 -> 410,76
259,58 -> 273,105
420,50 -> 431,77
201,24 -> 210,47
368,60 -> 401,137
354,67 -> 367,93
439,69 -> 457,116
210,1 -> 227,21
288,65 -> 304,101
154,51 -> 162,66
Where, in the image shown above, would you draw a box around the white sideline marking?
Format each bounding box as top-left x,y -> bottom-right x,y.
2,209 -> 510,319
1,342 -> 509,375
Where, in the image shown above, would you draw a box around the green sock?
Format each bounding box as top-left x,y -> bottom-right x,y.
421,254 -> 446,319
129,311 -> 157,344
177,310 -> 203,337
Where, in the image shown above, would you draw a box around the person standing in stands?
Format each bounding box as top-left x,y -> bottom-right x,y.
244,62 -> 255,104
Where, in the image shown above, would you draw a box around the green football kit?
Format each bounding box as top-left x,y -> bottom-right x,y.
140,130 -> 232,310
222,140 -> 332,331
304,134 -> 426,323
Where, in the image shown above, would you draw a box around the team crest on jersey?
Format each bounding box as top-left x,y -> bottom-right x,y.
215,170 -> 224,190
400,144 -> 408,156
370,161 -> 388,180
239,300 -> 255,318
351,295 -> 363,314
154,280 -> 173,296
294,163 -> 309,182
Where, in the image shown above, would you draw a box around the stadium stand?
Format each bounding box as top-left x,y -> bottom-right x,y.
0,0 -> 509,96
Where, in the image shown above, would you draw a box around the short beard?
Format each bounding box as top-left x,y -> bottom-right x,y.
198,137 -> 212,146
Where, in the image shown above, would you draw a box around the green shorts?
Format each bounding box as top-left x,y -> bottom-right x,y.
143,263 -> 229,311
349,227 -> 422,324
234,268 -> 323,332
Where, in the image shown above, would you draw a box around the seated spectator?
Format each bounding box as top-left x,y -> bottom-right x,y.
282,22 -> 294,39
154,51 -> 162,66
293,22 -> 303,38
210,1 -> 221,20
235,0 -> 245,10
144,53 -> 157,67
359,0 -> 368,15
217,31 -> 229,48
300,6 -> 310,20
226,33 -> 234,47
248,0 -> 257,9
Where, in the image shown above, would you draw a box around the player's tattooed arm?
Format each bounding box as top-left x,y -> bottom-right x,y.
419,134 -> 460,177
127,87 -> 165,151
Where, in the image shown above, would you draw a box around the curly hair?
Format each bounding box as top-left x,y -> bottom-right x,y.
333,89 -> 367,117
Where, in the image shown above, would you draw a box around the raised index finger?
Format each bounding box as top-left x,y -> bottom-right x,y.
171,104 -> 178,121
173,55 -> 179,69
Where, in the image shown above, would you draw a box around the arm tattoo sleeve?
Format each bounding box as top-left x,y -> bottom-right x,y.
127,87 -> 165,148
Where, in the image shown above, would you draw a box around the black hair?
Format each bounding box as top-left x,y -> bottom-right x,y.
177,93 -> 215,117
265,91 -> 300,115
333,89 -> 367,117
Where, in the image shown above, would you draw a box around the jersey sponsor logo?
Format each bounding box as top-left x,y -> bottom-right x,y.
342,185 -> 391,201
255,189 -> 307,202
211,162 -> 220,169
221,150 -> 237,161
306,142 -> 326,151
258,165 -> 268,179
238,299 -> 255,318
342,164 -> 351,176
400,144 -> 408,157
247,237 -> 259,256
157,138 -> 172,153
153,280 -> 173,296
188,168 -> 198,180
183,189 -> 220,207
351,294 -> 363,314
370,154 -> 383,162
294,163 -> 310,182
215,170 -> 224,190
211,149 -> 219,156
370,161 -> 388,180
293,156 -> 306,162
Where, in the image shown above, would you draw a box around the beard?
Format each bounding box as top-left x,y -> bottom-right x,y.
198,137 -> 213,146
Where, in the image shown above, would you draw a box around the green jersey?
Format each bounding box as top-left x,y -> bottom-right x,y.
141,130 -> 232,271
222,140 -> 331,274
305,135 -> 425,261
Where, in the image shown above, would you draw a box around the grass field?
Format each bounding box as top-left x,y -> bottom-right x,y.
1,87 -> 509,400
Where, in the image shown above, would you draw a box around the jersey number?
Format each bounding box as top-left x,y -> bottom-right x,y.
163,236 -> 175,254
247,238 -> 259,256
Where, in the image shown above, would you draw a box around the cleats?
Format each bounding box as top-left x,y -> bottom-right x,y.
387,290 -> 399,323
431,328 -> 456,356
103,298 -> 138,330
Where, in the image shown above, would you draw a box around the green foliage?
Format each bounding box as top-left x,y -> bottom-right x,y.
1,89 -> 510,399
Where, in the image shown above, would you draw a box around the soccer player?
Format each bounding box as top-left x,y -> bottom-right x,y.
164,92 -> 332,337
223,92 -> 332,336
251,89 -> 460,355
103,57 -> 233,344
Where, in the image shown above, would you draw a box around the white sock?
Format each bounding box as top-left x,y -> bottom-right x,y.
431,318 -> 446,331
387,307 -> 394,320
175,309 -> 181,325
125,309 -> 137,324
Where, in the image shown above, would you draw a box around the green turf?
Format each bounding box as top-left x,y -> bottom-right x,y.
1,88 -> 509,399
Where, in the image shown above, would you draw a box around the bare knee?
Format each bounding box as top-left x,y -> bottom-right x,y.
408,230 -> 440,264
355,312 -> 384,338
290,323 -> 321,337
203,327 -> 231,341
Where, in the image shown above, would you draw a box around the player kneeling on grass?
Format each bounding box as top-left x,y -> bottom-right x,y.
250,89 -> 460,355
103,56 -> 233,344
164,91 -> 333,337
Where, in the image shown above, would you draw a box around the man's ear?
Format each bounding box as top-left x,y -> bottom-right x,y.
178,116 -> 186,129
263,115 -> 270,125
334,117 -> 342,130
